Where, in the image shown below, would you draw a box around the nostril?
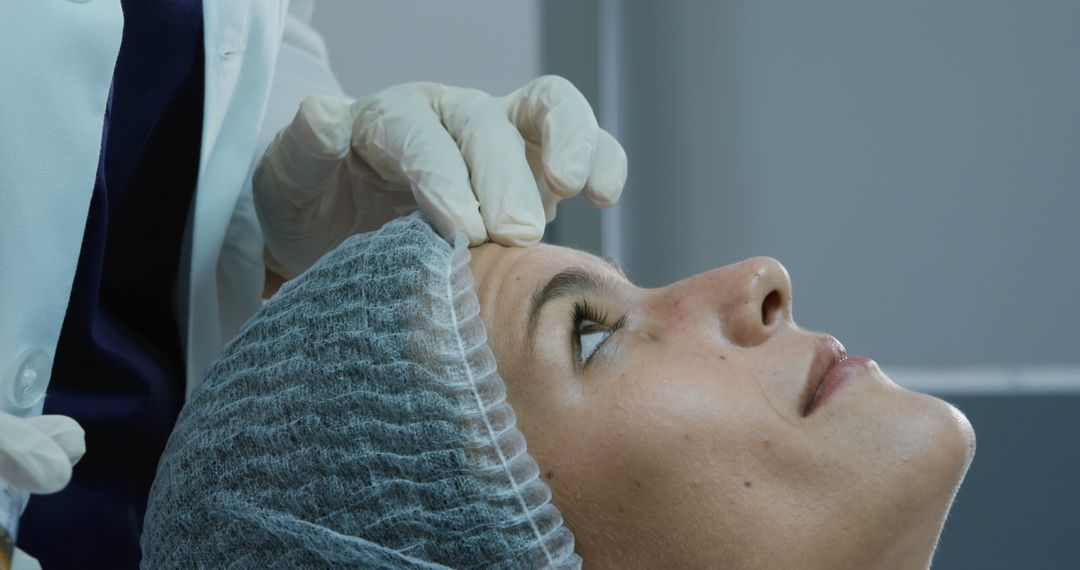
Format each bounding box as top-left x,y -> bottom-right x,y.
761,289 -> 783,327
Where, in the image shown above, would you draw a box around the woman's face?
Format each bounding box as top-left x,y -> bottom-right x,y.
468,243 -> 975,569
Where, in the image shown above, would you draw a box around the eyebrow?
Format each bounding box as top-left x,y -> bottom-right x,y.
526,262 -> 623,340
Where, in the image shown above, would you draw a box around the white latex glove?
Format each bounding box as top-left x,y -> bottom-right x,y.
0,414 -> 83,570
12,547 -> 42,570
254,75 -> 628,278
0,413 -> 85,494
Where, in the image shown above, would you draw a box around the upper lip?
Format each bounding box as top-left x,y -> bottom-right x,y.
800,335 -> 848,416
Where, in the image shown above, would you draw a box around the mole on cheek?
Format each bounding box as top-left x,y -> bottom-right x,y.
744,481 -> 752,488
544,470 -> 555,480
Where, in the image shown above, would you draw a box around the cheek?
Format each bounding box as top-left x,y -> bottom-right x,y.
559,352 -> 792,524
610,357 -> 795,489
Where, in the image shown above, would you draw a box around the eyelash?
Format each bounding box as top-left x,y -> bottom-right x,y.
571,299 -> 628,370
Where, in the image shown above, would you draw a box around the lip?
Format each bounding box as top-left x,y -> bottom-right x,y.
805,356 -> 876,416
800,335 -> 847,417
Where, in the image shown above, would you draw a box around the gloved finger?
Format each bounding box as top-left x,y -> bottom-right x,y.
503,75 -> 599,199
259,95 -> 352,210
439,89 -> 545,245
524,139 -> 561,223
352,86 -> 486,244
12,547 -> 43,570
25,414 -> 85,467
0,414 -> 74,494
582,128 -> 628,208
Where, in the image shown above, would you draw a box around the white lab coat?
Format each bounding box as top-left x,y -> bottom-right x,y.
0,0 -> 346,414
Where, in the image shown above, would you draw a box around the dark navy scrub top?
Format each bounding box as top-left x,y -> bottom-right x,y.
18,1 -> 204,568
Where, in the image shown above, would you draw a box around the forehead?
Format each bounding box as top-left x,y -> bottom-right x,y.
468,242 -> 625,338
469,242 -> 620,291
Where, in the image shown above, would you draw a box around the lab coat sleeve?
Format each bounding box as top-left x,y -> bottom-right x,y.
219,0 -> 347,300
257,0 -> 348,160
216,0 -> 349,340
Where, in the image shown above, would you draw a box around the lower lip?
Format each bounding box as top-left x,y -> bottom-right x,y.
806,356 -> 874,415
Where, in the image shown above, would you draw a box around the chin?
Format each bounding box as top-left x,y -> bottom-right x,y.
936,395 -> 977,481
845,387 -> 977,569
888,386 -> 977,519
872,367 -> 976,478
892,391 -> 977,568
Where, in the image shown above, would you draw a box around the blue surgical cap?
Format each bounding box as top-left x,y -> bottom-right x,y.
140,213 -> 580,569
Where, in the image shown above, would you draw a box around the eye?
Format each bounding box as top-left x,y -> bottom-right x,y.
571,300 -> 628,369
577,320 -> 612,364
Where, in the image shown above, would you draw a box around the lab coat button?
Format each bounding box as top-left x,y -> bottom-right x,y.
8,349 -> 51,409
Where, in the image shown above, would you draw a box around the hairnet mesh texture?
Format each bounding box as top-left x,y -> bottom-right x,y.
140,214 -> 580,569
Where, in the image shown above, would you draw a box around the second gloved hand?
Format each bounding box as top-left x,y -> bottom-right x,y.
0,412 -> 85,494
0,413 -> 83,570
254,76 -> 628,278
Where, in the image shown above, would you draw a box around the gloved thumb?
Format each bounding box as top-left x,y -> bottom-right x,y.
25,415 -> 85,467
0,413 -> 81,494
261,95 -> 353,206
12,547 -> 42,570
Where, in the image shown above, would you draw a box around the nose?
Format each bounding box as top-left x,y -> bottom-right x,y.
721,257 -> 792,346
668,256 -> 793,347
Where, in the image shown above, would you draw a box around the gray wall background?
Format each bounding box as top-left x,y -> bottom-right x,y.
312,0 -> 540,100
542,2 -> 1079,568
550,0 -> 1080,368
314,1 -> 1078,567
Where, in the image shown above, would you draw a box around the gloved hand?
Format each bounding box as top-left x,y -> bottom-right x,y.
0,413 -> 83,570
11,547 -> 42,570
0,413 -> 84,494
254,75 -> 627,278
